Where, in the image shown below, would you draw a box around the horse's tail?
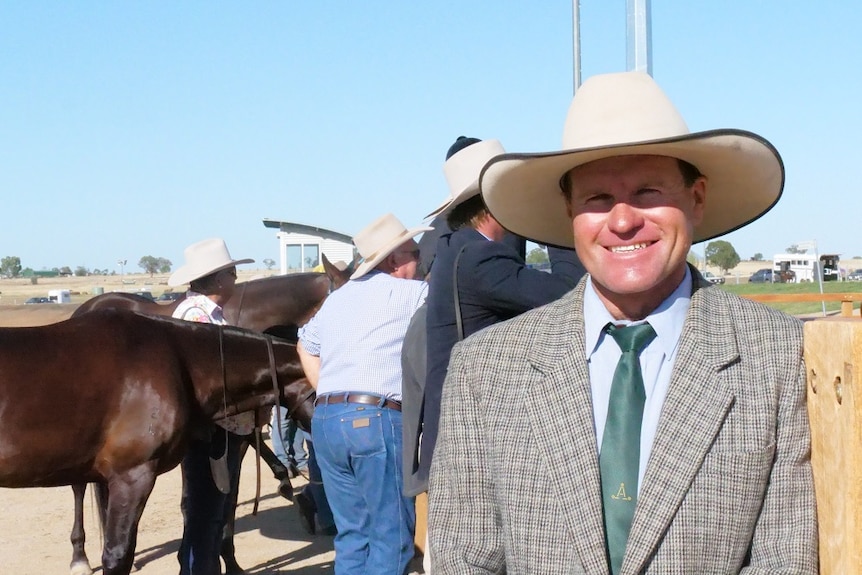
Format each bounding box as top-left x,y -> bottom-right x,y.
93,481 -> 108,531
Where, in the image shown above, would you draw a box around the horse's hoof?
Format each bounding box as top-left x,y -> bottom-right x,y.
70,561 -> 94,575
278,478 -> 294,501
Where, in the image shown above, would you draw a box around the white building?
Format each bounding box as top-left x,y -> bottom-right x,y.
263,219 -> 355,274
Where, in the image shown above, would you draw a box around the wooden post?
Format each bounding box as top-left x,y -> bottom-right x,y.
804,317 -> 862,573
415,491 -> 428,553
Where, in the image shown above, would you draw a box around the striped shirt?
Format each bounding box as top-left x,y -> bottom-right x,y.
299,271 -> 428,401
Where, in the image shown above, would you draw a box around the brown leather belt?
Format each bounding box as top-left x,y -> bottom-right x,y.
315,393 -> 402,412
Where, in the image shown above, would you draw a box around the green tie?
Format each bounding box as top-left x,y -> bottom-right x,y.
600,322 -> 657,575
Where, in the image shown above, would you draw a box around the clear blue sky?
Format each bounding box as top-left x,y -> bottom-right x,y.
1,2 -> 859,272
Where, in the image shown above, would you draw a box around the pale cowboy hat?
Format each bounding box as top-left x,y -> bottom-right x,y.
425,137 -> 507,219
169,238 -> 254,286
350,213 -> 433,280
479,71 -> 784,248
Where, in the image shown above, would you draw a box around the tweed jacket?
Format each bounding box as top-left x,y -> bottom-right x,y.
428,275 -> 818,574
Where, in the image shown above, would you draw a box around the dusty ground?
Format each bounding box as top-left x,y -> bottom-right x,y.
0,455 -> 339,574
0,284 -> 424,575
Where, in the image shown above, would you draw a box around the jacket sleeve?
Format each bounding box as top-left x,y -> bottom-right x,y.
428,342 -> 505,574
742,338 -> 818,573
459,242 -> 574,315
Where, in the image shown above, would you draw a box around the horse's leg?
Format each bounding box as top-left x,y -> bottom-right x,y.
100,466 -> 157,575
221,433 -> 249,575
70,483 -> 93,575
252,434 -> 294,500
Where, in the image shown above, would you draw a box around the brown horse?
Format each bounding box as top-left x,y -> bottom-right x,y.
68,256 -> 353,575
0,309 -> 312,575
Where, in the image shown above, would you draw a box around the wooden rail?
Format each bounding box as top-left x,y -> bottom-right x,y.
743,293 -> 862,317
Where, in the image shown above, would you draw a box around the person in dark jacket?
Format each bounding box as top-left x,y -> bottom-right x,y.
421,136 -> 577,499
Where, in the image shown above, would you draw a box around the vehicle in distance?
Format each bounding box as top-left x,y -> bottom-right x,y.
156,292 -> 185,302
701,271 -> 725,285
848,269 -> 862,281
24,296 -> 53,304
748,269 -> 775,283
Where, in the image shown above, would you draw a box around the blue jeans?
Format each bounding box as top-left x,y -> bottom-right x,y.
303,435 -> 335,530
271,406 -> 308,469
312,400 -> 415,574
178,427 -> 245,575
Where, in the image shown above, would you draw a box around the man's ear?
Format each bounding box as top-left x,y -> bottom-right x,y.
379,252 -> 398,273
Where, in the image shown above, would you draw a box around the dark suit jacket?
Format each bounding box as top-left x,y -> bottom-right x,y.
428,276 -> 817,574
547,245 -> 587,284
420,228 -> 574,484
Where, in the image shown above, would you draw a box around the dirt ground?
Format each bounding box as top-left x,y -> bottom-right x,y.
0,298 -> 424,574
0,454 -> 338,574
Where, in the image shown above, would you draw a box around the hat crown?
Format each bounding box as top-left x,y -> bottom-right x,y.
353,214 -> 411,260
563,72 -> 690,150
426,138 -> 506,219
183,238 -> 234,266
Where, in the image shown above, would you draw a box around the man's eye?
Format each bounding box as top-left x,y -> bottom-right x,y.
584,193 -> 613,204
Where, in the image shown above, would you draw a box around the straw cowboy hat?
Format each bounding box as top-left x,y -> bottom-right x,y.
350,213 -> 433,280
425,137 -> 507,219
169,238 -> 254,286
479,71 -> 784,248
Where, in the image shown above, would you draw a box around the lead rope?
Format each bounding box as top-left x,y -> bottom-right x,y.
255,335 -> 281,515
208,325 -> 232,494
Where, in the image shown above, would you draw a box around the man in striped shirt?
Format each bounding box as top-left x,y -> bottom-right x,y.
298,213 -> 431,575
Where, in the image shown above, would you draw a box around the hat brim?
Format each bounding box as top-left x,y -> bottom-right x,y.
480,129 -> 784,248
424,184 -> 480,220
169,258 -> 254,287
350,226 -> 434,280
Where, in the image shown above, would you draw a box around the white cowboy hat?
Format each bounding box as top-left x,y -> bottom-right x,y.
425,138 -> 506,219
169,238 -> 254,286
479,71 -> 784,248
350,213 -> 433,280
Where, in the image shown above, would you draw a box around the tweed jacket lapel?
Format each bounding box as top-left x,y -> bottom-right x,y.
623,277 -> 738,574
525,283 -> 610,573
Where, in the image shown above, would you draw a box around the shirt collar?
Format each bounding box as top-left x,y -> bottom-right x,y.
583,267 -> 692,360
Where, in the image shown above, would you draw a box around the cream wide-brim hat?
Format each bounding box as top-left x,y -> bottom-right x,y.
425,139 -> 506,219
350,213 -> 433,280
169,238 -> 254,287
479,71 -> 784,248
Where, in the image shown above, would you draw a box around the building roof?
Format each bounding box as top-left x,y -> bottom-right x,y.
262,219 -> 353,244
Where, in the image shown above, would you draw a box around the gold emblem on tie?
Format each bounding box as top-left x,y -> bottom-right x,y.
611,483 -> 632,501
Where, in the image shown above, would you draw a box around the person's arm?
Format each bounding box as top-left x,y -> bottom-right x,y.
297,341 -> 321,389
741,339 -> 818,572
428,342 -> 504,574
463,242 -> 574,314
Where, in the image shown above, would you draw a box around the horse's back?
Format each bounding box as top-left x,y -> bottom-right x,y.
72,292 -> 180,318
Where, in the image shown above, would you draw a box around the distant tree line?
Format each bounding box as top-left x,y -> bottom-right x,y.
0,255 -> 173,278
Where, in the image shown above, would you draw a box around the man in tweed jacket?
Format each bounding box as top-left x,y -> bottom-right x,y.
428,72 -> 817,574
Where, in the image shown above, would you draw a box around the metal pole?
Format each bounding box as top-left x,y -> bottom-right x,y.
626,0 -> 652,75
572,0 -> 582,93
